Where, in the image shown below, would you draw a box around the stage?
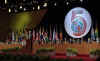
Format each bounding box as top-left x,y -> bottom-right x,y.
32,41 -> 100,54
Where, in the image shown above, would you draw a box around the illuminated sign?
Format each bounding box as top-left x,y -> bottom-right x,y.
64,7 -> 92,38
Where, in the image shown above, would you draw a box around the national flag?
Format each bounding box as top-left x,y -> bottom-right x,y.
59,24 -> 63,41
91,26 -> 95,41
55,31 -> 59,40
24,30 -> 28,40
59,31 -> 63,41
18,31 -> 22,41
53,26 -> 56,41
39,26 -> 42,40
28,30 -> 31,40
44,32 -> 49,42
55,24 -> 59,40
42,26 -> 45,41
95,24 -> 99,43
32,29 -> 35,40
12,32 -> 15,41
15,32 -> 18,41
88,38 -> 91,43
36,32 -> 39,40
49,25 -> 52,40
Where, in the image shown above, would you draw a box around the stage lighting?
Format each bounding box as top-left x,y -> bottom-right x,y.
14,8 -> 18,13
54,2 -> 57,6
37,5 -> 40,10
23,8 -> 26,11
66,2 -> 69,5
33,7 -> 35,10
43,3 -> 47,7
5,0 -> 7,4
20,5 -> 23,9
80,0 -> 83,2
8,8 -> 11,13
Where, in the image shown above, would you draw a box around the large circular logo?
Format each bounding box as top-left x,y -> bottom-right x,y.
64,7 -> 92,38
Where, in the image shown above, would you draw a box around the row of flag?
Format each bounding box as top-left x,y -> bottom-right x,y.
9,24 -> 64,42
32,25 -> 63,42
8,24 -> 99,43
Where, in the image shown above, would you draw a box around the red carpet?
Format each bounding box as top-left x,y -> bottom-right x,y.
50,53 -> 96,61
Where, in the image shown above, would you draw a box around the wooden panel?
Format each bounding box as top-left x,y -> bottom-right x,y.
32,41 -> 100,54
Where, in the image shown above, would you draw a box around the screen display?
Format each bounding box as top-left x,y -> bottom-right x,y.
64,7 -> 92,38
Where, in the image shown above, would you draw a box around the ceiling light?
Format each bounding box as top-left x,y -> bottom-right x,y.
5,0 -> 7,4
37,5 -> 40,10
8,8 -> 11,13
43,3 -> 47,7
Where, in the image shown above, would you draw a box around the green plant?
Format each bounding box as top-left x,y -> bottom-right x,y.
66,48 -> 72,52
36,48 -> 55,56
90,49 -> 96,55
72,48 -> 78,55
96,49 -> 100,56
66,48 -> 78,55
1,47 -> 20,52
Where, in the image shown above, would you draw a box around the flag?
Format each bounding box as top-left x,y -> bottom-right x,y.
55,32 -> 59,40
53,24 -> 59,41
88,38 -> 91,43
59,31 -> 63,41
44,32 -> 49,42
53,27 -> 56,41
36,32 -> 39,40
42,26 -> 45,41
28,30 -> 31,40
32,29 -> 35,40
18,31 -> 22,41
49,25 -> 52,40
15,32 -> 18,41
95,24 -> 99,43
59,24 -> 63,41
91,26 -> 95,41
40,32 -> 43,41
12,32 -> 15,41
24,30 -> 28,40
39,26 -> 42,40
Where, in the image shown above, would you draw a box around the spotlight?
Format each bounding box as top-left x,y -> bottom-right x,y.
19,5 -> 23,9
5,0 -> 7,4
8,8 -> 11,13
43,3 -> 47,7
37,5 -> 40,10
23,8 -> 26,11
33,7 -> 35,10
66,2 -> 69,5
54,2 -> 57,6
14,9 -> 18,13
80,0 -> 83,2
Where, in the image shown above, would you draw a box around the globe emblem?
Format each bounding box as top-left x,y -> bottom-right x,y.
71,16 -> 86,36
64,7 -> 92,38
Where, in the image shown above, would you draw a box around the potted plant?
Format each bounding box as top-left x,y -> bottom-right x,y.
66,48 -> 72,56
72,48 -> 78,56
36,48 -> 55,56
66,48 -> 78,56
90,49 -> 96,58
96,49 -> 100,58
